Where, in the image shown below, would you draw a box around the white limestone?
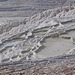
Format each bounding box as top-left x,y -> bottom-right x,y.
0,5 -> 75,62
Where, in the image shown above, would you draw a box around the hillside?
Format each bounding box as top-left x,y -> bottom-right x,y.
0,0 -> 75,17
0,0 -> 75,74
0,4 -> 75,74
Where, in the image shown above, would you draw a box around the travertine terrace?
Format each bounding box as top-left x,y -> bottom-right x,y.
0,1 -> 75,74
0,5 -> 75,62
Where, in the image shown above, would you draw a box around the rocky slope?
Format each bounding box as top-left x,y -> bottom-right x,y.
0,4 -> 75,74
0,0 -> 75,17
0,54 -> 75,75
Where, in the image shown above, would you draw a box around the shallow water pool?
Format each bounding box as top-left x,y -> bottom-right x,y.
37,38 -> 75,58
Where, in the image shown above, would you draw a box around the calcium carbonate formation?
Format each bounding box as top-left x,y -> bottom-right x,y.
0,5 -> 75,63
